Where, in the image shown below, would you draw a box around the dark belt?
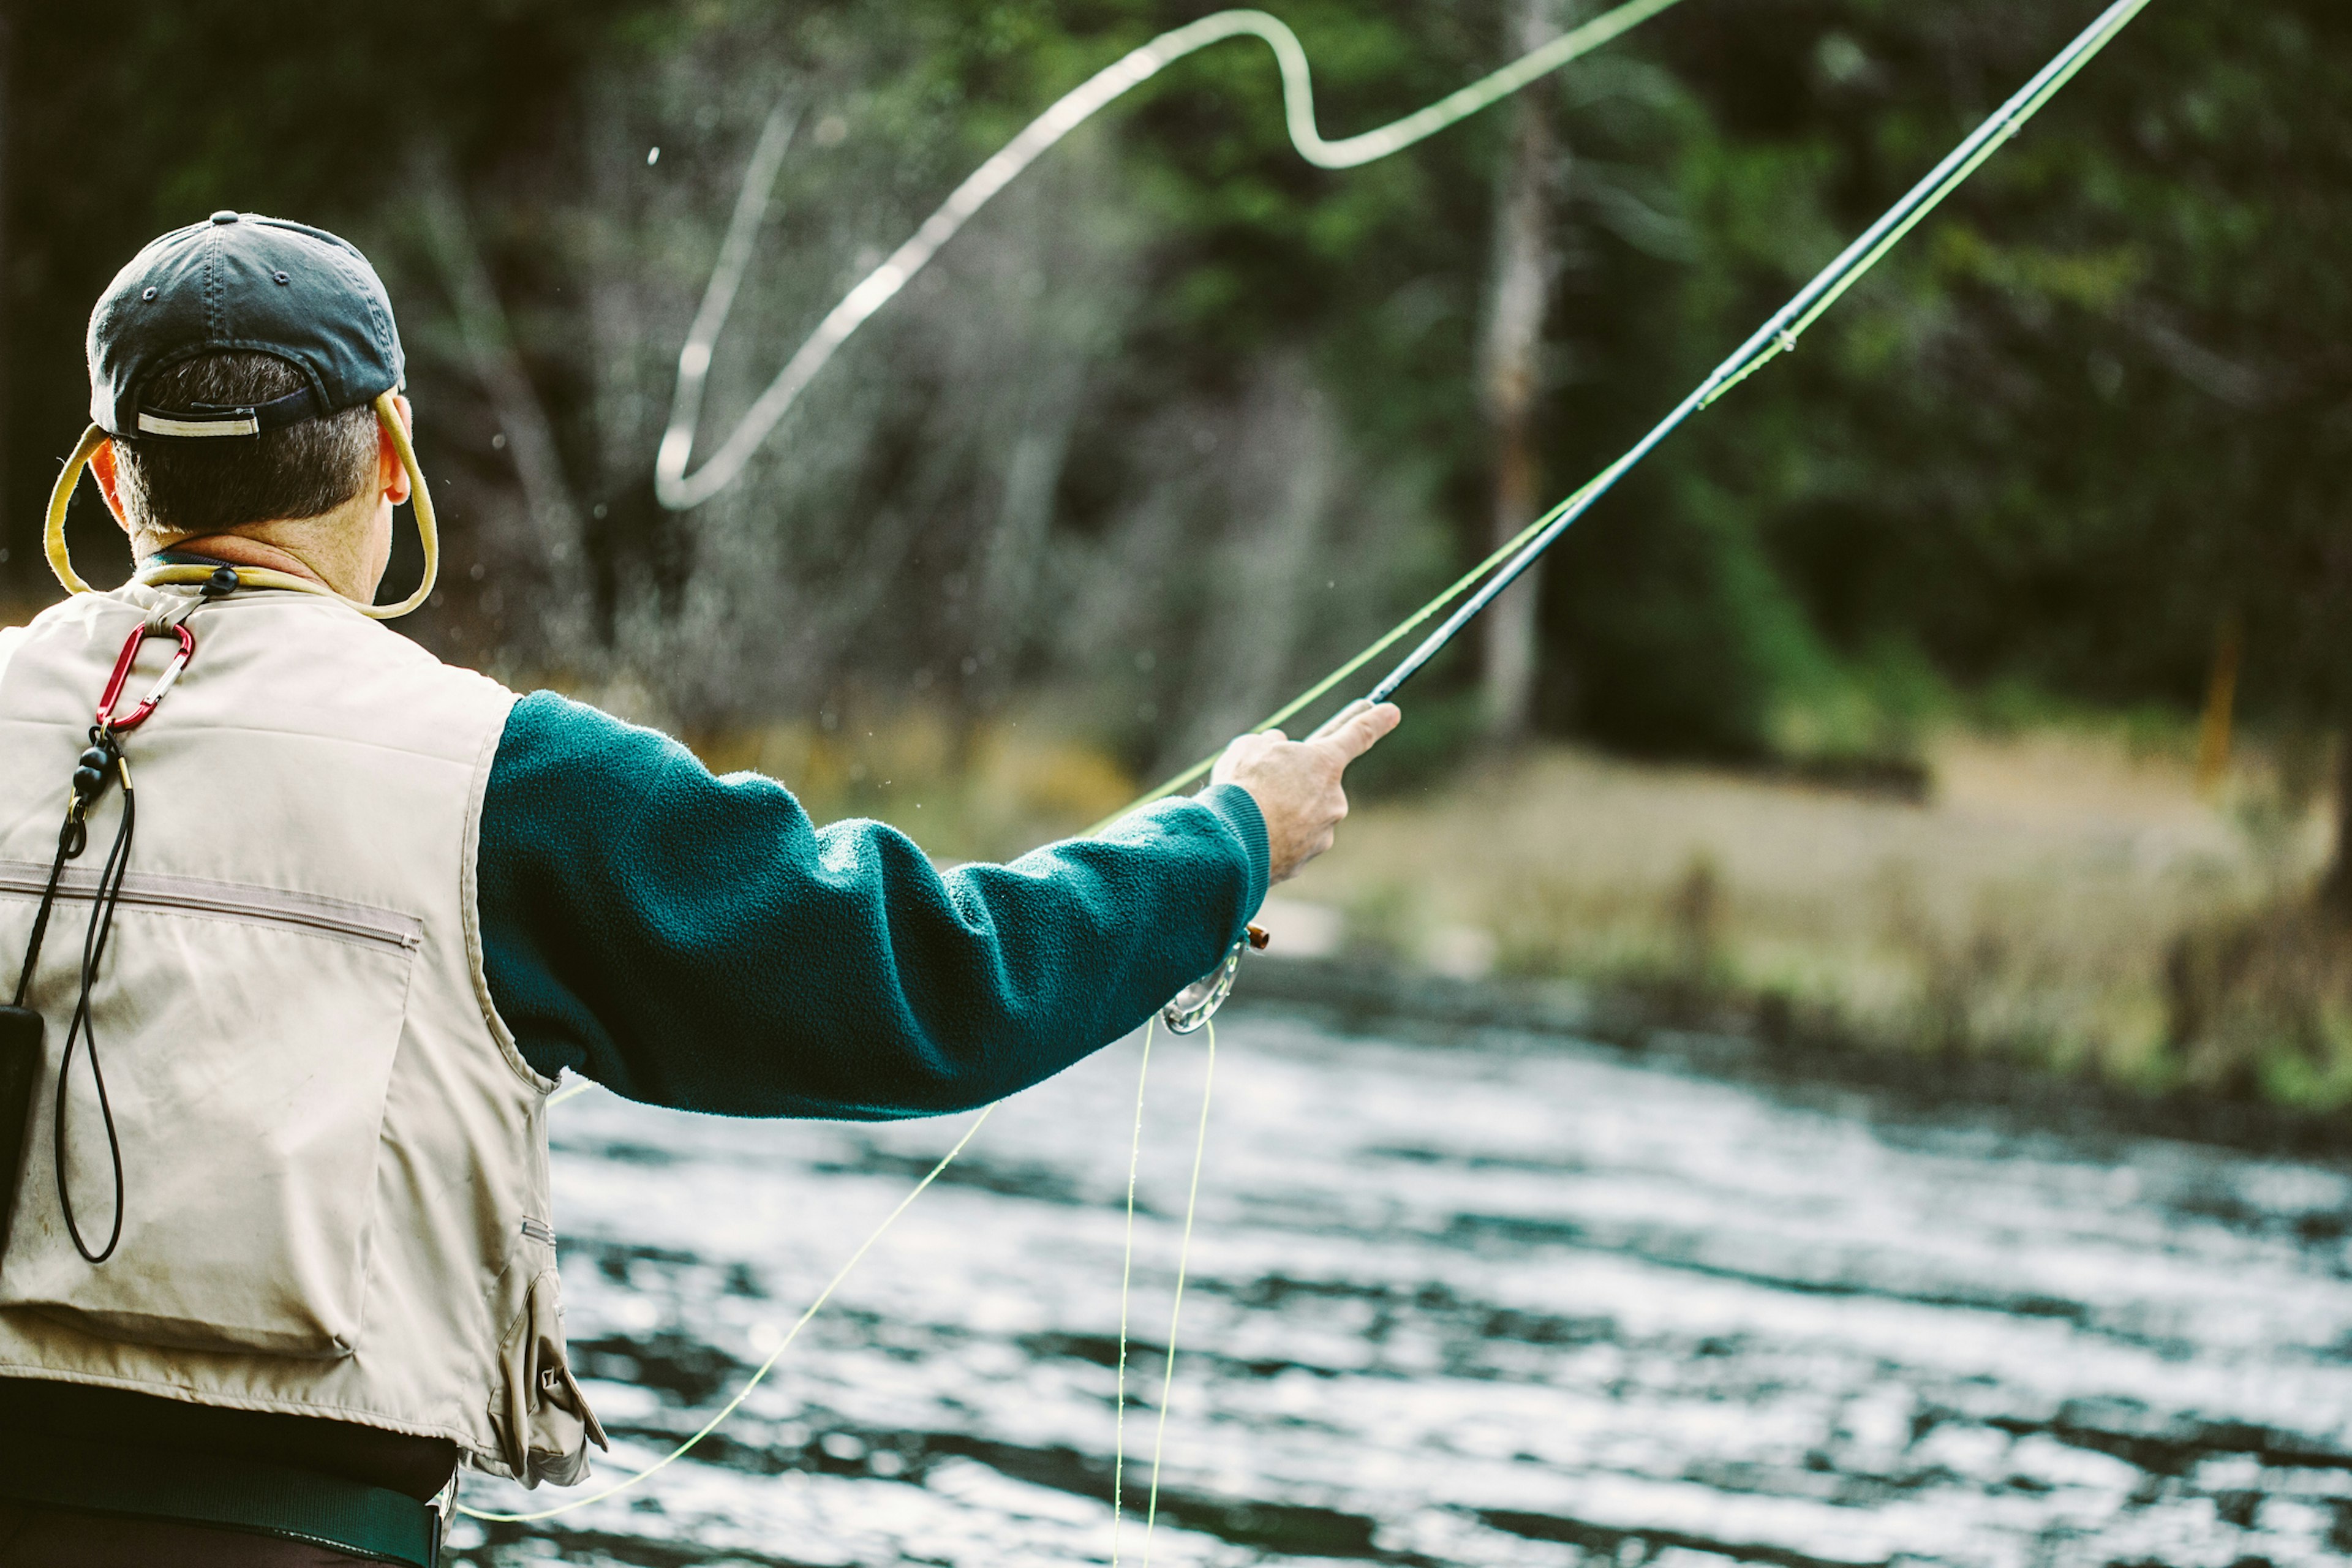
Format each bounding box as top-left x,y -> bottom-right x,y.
0,1433 -> 439,1567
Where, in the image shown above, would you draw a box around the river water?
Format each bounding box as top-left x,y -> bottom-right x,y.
448,1005 -> 2352,1568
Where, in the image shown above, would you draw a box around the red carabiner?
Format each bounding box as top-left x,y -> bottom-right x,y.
96,620 -> 197,734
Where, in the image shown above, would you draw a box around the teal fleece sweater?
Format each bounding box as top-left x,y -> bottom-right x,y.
475,692 -> 1270,1118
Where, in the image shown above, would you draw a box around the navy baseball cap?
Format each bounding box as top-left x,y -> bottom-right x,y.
86,210 -> 404,440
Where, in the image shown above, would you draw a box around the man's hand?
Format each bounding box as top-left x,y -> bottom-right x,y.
1209,699 -> 1401,883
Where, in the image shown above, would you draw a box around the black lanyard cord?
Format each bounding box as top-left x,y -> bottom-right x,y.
7,810 -> 85,1012
55,772 -> 133,1265
9,574 -> 230,1268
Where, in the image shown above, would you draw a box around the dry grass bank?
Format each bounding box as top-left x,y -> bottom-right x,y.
1284,728 -> 2352,1107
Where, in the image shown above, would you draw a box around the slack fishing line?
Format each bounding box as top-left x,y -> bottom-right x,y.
484,1020 -> 1218,1542
1109,1016 -> 1156,1561
459,1105 -> 995,1523
477,0 -> 2155,1536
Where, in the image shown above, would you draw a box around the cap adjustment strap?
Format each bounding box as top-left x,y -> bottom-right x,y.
133,386 -> 322,440
43,393 -> 440,622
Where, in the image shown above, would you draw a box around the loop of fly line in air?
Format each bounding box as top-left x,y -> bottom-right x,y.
471,0 -> 2159,1540
651,0 -> 1692,510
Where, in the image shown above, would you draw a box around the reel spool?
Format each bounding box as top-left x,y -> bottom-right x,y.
1160,923 -> 1268,1034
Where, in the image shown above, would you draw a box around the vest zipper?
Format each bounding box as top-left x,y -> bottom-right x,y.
0,861 -> 421,954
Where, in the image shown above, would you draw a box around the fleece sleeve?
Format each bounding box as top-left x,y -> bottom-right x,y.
473,690 -> 1269,1119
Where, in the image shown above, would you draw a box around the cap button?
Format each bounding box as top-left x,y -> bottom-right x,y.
209,209 -> 239,225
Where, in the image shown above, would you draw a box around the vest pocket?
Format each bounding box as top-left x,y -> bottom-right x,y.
491,1265 -> 608,1487
0,865 -> 421,1357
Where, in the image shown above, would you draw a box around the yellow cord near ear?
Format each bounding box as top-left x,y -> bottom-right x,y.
42,424 -> 107,597
131,393 -> 442,619
363,390 -> 439,619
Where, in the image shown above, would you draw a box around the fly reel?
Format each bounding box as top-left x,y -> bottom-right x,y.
1160,922 -> 1269,1034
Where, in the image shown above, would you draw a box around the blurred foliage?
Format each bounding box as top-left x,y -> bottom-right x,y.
2,0 -> 2347,780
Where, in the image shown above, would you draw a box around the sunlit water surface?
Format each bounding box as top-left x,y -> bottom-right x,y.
450,1009 -> 2352,1568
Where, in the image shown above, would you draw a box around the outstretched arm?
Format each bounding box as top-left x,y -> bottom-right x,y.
475,692 -> 1269,1118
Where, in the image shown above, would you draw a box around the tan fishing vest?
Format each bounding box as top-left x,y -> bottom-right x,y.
0,582 -> 602,1485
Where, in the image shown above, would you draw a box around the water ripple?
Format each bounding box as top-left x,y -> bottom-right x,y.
461,1013 -> 2352,1566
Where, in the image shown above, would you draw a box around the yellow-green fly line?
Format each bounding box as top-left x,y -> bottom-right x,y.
464,0 -> 2157,1541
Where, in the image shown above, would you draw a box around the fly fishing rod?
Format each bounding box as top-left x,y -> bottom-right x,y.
1363,0 -> 2153,704
1100,0 -> 2154,835
1140,0 -> 2152,1035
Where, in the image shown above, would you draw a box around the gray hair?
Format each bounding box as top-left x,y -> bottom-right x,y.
111,351 -> 379,537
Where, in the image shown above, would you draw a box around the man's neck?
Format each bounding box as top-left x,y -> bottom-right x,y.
143,531 -> 334,592
137,491 -> 385,598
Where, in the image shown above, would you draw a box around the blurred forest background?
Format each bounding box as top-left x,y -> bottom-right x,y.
2,0 -> 2350,1106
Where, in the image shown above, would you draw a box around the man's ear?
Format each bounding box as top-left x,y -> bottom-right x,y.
87,437 -> 134,533
379,394 -> 413,507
